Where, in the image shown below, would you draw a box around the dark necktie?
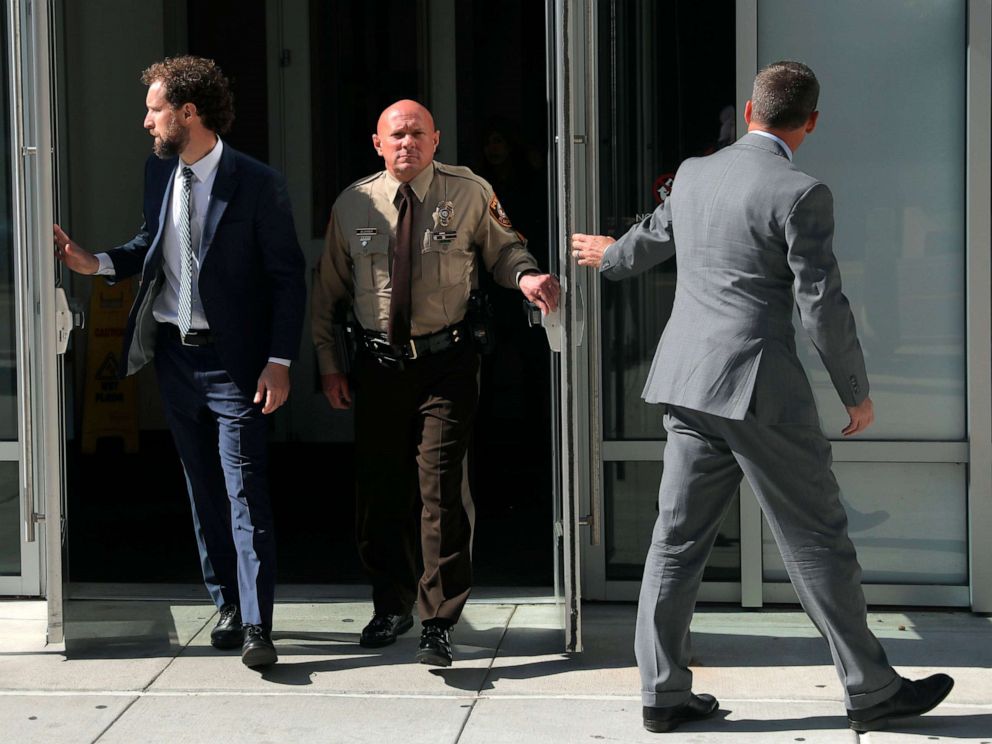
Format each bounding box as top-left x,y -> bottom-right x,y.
388,183 -> 415,346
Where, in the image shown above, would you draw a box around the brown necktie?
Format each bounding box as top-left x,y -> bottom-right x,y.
388,182 -> 415,346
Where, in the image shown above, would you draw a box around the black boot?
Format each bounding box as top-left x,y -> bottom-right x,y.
360,613 -> 414,648
416,621 -> 452,667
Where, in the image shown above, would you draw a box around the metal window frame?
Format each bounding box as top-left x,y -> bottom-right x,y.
966,0 -> 992,613
592,579 -> 969,607
582,0 -> 989,610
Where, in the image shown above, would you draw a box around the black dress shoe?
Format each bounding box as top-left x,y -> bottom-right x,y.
210,603 -> 243,650
416,622 -> 452,667
848,674 -> 954,732
643,693 -> 719,733
241,624 -> 277,669
360,612 -> 414,648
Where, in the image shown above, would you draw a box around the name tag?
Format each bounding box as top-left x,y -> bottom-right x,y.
432,231 -> 458,243
355,227 -> 377,246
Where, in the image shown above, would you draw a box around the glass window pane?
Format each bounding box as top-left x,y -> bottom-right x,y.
601,273 -> 675,440
0,462 -> 20,575
758,0 -> 967,440
0,6 -> 17,441
762,462 -> 967,585
605,460 -> 740,582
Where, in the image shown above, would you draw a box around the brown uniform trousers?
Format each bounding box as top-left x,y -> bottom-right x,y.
353,340 -> 479,623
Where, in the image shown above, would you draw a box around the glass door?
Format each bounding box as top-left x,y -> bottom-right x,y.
0,0 -> 42,597
581,0 -> 749,604
546,0 -> 588,652
4,0 -> 65,638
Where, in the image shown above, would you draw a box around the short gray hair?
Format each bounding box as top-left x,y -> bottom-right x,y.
751,61 -> 819,130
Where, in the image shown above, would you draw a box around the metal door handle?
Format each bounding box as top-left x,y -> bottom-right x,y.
524,299 -> 563,353
575,280 -> 585,347
54,287 -> 84,355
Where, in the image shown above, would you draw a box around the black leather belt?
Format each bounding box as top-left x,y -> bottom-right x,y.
159,322 -> 215,347
361,321 -> 468,366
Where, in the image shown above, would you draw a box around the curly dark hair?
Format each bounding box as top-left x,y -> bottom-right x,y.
141,56 -> 235,135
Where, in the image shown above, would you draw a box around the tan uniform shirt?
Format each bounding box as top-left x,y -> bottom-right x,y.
312,161 -> 540,375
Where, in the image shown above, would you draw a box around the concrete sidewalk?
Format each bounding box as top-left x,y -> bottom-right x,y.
1,599 -> 990,743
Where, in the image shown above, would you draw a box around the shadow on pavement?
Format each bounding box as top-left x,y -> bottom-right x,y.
62,600 -> 212,660
879,714 -> 992,739
674,711 -> 992,739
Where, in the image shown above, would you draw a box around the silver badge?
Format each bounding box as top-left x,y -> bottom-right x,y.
437,201 -> 454,228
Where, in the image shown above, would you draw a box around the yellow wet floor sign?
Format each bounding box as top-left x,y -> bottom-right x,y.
82,279 -> 138,453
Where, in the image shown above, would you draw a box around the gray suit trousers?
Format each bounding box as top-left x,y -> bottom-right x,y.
635,405 -> 901,709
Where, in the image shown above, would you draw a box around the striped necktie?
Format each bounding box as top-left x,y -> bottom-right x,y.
177,166 -> 195,336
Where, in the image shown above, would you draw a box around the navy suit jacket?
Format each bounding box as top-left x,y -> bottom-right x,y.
106,143 -> 306,397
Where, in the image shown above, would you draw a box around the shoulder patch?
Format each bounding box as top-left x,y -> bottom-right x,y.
488,194 -> 513,228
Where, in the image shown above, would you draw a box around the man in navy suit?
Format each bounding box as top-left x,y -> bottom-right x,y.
54,56 -> 305,669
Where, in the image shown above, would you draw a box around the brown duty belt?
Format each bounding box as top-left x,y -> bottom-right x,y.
360,320 -> 469,367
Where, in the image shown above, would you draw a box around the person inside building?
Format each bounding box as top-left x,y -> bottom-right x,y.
311,99 -> 559,667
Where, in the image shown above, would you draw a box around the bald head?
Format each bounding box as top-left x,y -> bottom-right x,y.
373,99 -> 440,181
377,100 -> 435,134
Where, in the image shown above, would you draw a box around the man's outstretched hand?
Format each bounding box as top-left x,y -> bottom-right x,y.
571,233 -> 615,269
53,224 -> 100,275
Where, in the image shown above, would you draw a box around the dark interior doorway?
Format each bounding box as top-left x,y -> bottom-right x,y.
64,0 -> 554,591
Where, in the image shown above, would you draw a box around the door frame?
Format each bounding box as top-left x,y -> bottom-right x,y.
0,0 -> 40,596
4,0 -> 63,638
269,0 -> 586,648
548,0 -> 591,653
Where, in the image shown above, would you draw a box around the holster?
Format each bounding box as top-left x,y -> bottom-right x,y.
339,311 -> 360,374
466,289 -> 496,355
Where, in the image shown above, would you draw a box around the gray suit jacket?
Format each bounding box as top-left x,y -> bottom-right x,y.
600,132 -> 868,423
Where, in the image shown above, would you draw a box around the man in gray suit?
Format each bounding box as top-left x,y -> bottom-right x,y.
572,61 -> 953,734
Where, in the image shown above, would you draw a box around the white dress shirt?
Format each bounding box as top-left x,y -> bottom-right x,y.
750,129 -> 794,161
95,139 -> 290,367
153,138 -> 223,330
